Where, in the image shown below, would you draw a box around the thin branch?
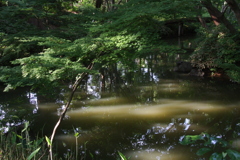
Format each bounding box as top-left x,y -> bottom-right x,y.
48,63 -> 94,160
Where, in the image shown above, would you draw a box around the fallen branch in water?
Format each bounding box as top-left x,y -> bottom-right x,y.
48,63 -> 94,160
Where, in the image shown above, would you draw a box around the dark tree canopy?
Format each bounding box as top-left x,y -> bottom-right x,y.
1,0 -> 240,92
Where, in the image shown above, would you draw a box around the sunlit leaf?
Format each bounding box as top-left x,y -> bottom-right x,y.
180,135 -> 204,145
16,134 -> 23,139
45,136 -> 52,146
118,151 -> 128,160
74,132 -> 80,137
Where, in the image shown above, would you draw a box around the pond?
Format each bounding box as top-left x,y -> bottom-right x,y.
1,38 -> 240,160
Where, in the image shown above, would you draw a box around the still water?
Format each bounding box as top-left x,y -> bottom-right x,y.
1,50 -> 240,160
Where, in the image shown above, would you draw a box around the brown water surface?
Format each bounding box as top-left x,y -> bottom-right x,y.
1,51 -> 240,160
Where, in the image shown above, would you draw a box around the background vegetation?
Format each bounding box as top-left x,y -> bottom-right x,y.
1,0 -> 240,91
1,0 -> 240,159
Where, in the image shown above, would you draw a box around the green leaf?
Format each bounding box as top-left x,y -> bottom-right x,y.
62,142 -> 66,147
74,132 -> 80,137
27,147 -> 41,160
12,132 -> 22,140
196,147 -> 212,156
22,121 -> 30,133
180,135 -> 204,145
219,139 -> 228,148
118,151 -> 127,160
210,152 -> 223,160
45,136 -> 52,146
89,151 -> 94,159
222,152 -> 227,158
226,149 -> 240,160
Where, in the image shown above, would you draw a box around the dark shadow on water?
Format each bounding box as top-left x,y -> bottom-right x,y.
1,51 -> 240,160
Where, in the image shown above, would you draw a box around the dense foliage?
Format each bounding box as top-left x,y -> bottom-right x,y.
0,0 -> 193,92
1,1 -> 238,91
1,1 -> 240,159
1,0 -> 240,90
190,0 -> 240,82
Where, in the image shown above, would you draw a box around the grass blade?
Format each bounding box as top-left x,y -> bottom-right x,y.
27,147 -> 41,160
118,151 -> 128,160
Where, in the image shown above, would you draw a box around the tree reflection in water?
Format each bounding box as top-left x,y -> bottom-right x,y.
1,53 -> 240,159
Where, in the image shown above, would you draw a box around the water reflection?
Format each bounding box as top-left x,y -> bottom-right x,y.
126,149 -> 192,160
57,95 -> 236,159
67,100 -> 230,120
85,97 -> 132,106
28,92 -> 38,113
0,88 -> 35,133
1,51 -> 240,159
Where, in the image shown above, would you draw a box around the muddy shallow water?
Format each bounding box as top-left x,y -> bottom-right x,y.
1,51 -> 240,160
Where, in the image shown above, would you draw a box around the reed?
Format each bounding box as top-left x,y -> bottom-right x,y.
0,123 -> 80,160
1,123 -> 127,160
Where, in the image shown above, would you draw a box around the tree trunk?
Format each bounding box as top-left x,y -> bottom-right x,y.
198,16 -> 208,28
111,0 -> 115,11
197,5 -> 208,29
96,0 -> 103,8
178,22 -> 183,36
226,0 -> 240,24
201,0 -> 237,34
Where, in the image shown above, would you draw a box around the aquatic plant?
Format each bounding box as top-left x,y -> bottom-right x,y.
180,132 -> 240,160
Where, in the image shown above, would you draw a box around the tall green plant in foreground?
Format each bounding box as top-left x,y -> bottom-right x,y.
0,121 -> 47,160
118,151 -> 129,160
1,122 -> 81,160
180,132 -> 240,160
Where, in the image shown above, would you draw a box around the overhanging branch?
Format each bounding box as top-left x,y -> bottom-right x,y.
48,62 -> 94,160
